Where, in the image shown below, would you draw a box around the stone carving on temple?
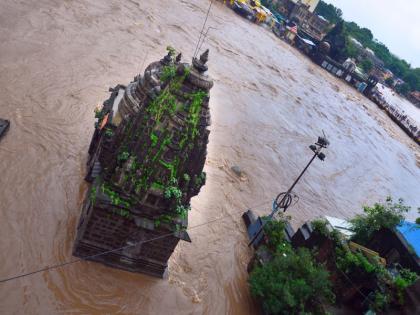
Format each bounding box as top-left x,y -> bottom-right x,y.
73,47 -> 213,278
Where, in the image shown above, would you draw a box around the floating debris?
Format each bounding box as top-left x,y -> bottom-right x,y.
0,119 -> 10,142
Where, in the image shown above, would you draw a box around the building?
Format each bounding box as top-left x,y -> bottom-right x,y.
368,66 -> 394,84
270,0 -> 320,17
273,0 -> 329,41
73,49 -> 213,278
288,0 -> 320,12
288,2 -> 330,41
408,91 -> 420,107
361,48 -> 384,68
298,0 -> 319,12
342,58 -> 356,73
367,221 -> 420,273
348,36 -> 363,50
383,68 -> 394,80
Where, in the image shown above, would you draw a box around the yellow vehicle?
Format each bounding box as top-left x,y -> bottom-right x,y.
228,0 -> 275,25
230,0 -> 256,21
248,0 -> 266,23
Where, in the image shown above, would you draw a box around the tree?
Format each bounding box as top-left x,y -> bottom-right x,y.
385,77 -> 394,86
344,40 -> 359,59
249,247 -> 334,314
396,83 -> 410,95
324,20 -> 347,61
320,2 -> 419,93
314,1 -> 342,24
403,72 -> 419,91
360,59 -> 373,73
248,218 -> 334,314
350,197 -> 409,245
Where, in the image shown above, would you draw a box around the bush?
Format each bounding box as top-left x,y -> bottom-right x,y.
335,247 -> 378,274
350,197 -> 409,245
263,218 -> 287,250
249,246 -> 334,315
393,268 -> 418,305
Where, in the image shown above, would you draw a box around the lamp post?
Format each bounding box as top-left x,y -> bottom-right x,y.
248,134 -> 329,247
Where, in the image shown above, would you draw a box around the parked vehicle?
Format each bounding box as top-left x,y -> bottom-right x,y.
231,0 -> 256,21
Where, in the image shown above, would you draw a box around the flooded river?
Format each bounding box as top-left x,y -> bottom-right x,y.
378,83 -> 420,125
0,0 -> 419,314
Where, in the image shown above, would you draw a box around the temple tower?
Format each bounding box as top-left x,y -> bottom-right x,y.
73,48 -> 213,277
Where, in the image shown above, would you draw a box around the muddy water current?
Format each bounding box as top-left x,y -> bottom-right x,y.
0,0 -> 419,314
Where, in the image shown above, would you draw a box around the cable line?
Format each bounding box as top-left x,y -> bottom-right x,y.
0,200 -> 271,284
193,0 -> 214,58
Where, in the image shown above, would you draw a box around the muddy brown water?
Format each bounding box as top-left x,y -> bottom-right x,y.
0,0 -> 419,314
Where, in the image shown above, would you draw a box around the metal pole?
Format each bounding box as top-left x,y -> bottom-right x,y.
284,151 -> 318,200
248,151 -> 319,246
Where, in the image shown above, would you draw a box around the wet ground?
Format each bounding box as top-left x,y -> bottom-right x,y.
0,0 -> 419,314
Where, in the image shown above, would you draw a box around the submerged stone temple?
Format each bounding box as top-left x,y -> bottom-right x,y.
73,48 -> 213,277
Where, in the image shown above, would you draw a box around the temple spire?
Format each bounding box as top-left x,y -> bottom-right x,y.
192,49 -> 209,73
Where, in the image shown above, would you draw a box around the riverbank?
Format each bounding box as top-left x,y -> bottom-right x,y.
0,0 -> 419,314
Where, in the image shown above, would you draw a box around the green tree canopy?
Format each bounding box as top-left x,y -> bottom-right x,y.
396,83 -> 410,95
314,1 -> 342,24
350,197 -> 410,244
360,59 -> 373,73
317,0 -> 420,92
385,77 -> 394,86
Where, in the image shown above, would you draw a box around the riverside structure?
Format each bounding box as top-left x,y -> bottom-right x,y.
73,49 -> 214,278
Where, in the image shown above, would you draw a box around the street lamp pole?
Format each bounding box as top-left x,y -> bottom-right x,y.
268,151 -> 317,219
248,134 -> 329,247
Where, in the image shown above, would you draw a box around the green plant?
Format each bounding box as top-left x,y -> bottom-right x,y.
160,159 -> 178,179
249,246 -> 334,314
370,291 -> 390,312
117,151 -> 130,163
311,219 -> 330,237
393,268 -> 418,304
335,247 -> 378,274
150,132 -> 158,147
102,52 -> 209,230
263,218 -> 287,251
175,204 -> 190,219
194,172 -> 206,187
160,65 -> 177,82
90,186 -> 97,203
154,219 -> 161,228
151,182 -> 164,191
104,128 -> 114,137
113,208 -> 131,218
310,219 -> 342,244
101,184 -> 131,208
164,185 -> 182,200
166,45 -> 176,56
350,197 -> 409,245
94,108 -> 105,121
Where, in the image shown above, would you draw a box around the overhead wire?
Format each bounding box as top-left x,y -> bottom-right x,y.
0,199 -> 272,284
193,0 -> 214,58
196,26 -> 218,57
2,2 -> 371,303
0,0 -> 268,286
